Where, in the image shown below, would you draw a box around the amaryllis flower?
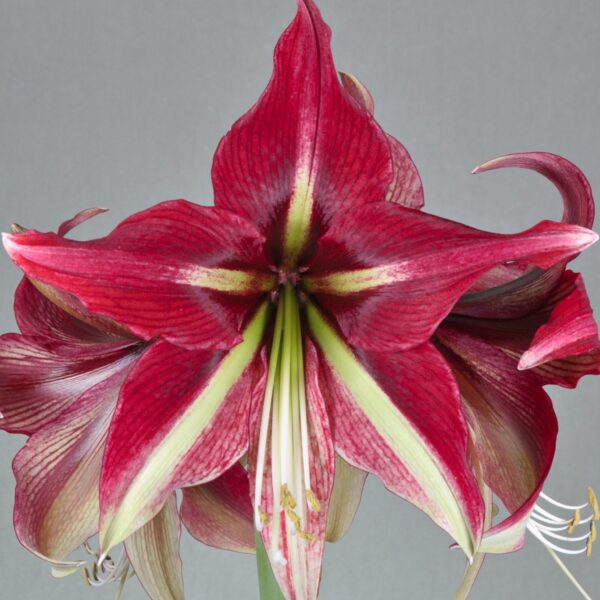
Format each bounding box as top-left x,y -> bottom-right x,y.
319,71 -> 600,595
0,211 -> 255,600
2,2 -> 598,599
433,154 -> 600,593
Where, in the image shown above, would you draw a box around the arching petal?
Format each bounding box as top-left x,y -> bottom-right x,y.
125,494 -> 184,600
99,304 -> 269,556
456,152 -> 595,317
212,1 -> 393,265
304,201 -> 597,351
306,302 -> 484,559
181,463 -> 255,554
3,200 -> 274,351
340,72 -> 424,210
12,367 -> 130,566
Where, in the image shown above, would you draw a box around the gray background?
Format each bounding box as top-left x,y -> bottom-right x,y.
0,1 -> 598,598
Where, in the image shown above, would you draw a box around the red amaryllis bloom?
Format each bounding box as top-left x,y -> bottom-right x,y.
0,212 -> 255,600
2,2 -> 598,599
435,154 -> 600,563
317,71 -> 600,595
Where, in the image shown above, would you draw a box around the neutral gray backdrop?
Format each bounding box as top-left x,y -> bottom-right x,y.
0,1 -> 598,598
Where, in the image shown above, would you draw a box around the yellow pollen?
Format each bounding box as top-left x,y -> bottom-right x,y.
281,484 -> 297,510
258,507 -> 270,525
82,567 -> 91,587
568,508 -> 581,534
306,489 -> 321,512
279,484 -> 318,543
587,487 -> 600,520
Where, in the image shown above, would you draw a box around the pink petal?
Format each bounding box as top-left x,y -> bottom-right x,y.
212,1 -> 393,260
313,331 -> 484,555
249,336 -> 334,600
13,366 -> 130,563
305,201 -> 597,351
99,309 -> 268,554
181,463 -> 255,554
0,333 -> 136,434
456,152 -> 595,317
125,493 -> 184,600
338,72 -> 424,210
3,200 -> 274,351
519,272 -> 600,387
436,325 -> 556,517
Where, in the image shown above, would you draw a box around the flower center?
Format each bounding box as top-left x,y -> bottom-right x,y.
253,282 -> 320,560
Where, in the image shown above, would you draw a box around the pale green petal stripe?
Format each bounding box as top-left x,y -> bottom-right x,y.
282,169 -> 315,267
305,301 -> 476,558
183,267 -> 276,293
304,264 -> 406,294
100,302 -> 271,554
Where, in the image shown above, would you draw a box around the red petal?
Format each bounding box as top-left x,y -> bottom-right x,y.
519,271 -> 600,386
339,72 -> 424,210
436,325 -> 556,517
249,336 -> 334,600
180,463 -> 255,554
0,333 -> 137,434
125,493 -> 184,600
310,318 -> 484,555
4,200 -> 273,350
212,1 -> 393,261
305,201 -> 597,351
12,366 -> 129,563
99,305 -> 268,553
456,152 -> 595,317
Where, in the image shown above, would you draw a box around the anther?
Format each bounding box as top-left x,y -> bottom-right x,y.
568,509 -> 581,535
306,489 -> 321,512
10,223 -> 26,234
587,487 -> 600,521
82,567 -> 91,586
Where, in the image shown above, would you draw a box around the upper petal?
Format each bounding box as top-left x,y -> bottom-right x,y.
212,1 -> 393,265
304,201 -> 597,351
3,200 -> 274,350
306,301 -> 484,559
339,72 -> 424,210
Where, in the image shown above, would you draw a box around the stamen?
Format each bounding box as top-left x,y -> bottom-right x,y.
254,282 -> 320,563
539,491 -> 588,511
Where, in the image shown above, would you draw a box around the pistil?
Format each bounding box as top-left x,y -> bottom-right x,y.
253,282 -> 320,558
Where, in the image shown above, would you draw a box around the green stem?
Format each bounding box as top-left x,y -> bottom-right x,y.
255,530 -> 286,600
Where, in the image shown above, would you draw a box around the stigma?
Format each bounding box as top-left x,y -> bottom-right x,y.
253,282 -> 320,557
